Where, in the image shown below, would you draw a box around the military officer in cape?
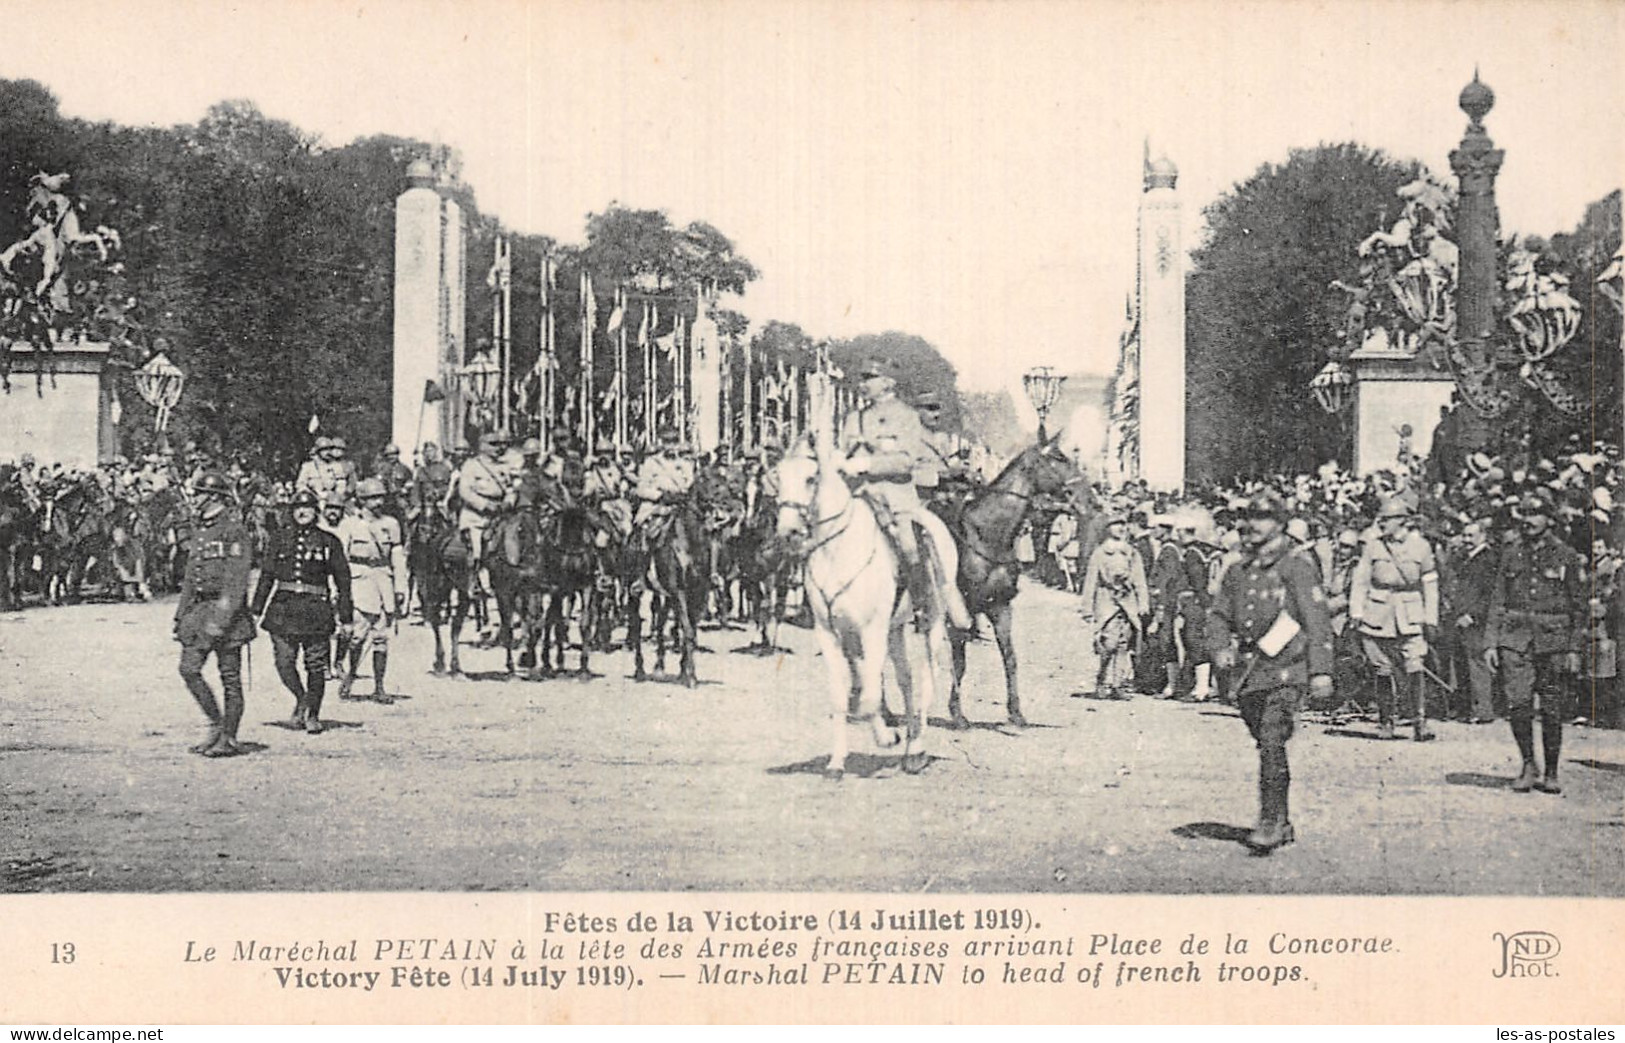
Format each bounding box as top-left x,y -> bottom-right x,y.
173,471 -> 257,758
1208,490 -> 1334,853
250,488 -> 353,734
836,357 -> 972,633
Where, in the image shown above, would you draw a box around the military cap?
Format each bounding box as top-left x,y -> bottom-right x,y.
314,435 -> 336,450
329,437 -> 348,452
521,437 -> 543,456
322,490 -> 347,509
356,477 -> 387,499
479,429 -> 508,448
189,471 -> 233,496
290,488 -> 320,508
382,443 -> 401,457
1375,497 -> 1413,520
1241,490 -> 1288,520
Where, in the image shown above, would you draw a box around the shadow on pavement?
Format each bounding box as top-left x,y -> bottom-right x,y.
928,717 -> 1026,733
767,752 -> 941,779
1173,822 -> 1253,847
1572,759 -> 1625,775
1324,728 -> 1399,741
1445,771 -> 1512,789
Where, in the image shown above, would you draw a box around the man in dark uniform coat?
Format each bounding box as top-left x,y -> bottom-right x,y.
407,442 -> 454,527
1486,495 -> 1585,793
1208,491 -> 1334,852
250,489 -> 353,734
174,471 -> 257,758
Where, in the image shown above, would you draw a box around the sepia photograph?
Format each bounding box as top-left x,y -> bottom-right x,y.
0,0 -> 1621,1026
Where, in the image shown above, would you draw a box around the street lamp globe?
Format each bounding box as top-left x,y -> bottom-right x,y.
1023,365 -> 1066,440
1310,361 -> 1353,414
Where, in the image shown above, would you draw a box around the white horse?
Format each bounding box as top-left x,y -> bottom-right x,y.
774,385 -> 952,779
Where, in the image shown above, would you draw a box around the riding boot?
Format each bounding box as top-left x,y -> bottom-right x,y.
1411,671 -> 1435,742
1377,675 -> 1397,739
304,673 -> 325,734
1537,707 -> 1563,793
372,650 -> 393,704
1510,710 -> 1539,792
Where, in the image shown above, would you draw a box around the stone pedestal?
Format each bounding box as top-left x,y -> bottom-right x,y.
1349,343 -> 1457,476
0,342 -> 115,466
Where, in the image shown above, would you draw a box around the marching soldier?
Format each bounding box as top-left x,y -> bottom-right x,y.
1350,497 -> 1440,740
1485,495 -> 1585,794
1208,491 -> 1334,853
173,471 -> 257,758
335,478 -> 408,702
249,489 -> 353,734
296,436 -> 358,506
836,359 -> 972,633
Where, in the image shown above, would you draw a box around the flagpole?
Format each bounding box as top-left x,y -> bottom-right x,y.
741,335 -> 753,454
641,302 -> 654,449
615,286 -> 628,453
676,313 -> 688,449
539,256 -> 551,451
501,239 -> 512,433
721,329 -> 733,461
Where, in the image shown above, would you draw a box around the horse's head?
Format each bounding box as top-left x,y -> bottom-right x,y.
1023,433 -> 1094,516
773,436 -> 821,545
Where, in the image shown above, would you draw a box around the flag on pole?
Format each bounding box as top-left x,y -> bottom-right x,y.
605,295 -> 624,335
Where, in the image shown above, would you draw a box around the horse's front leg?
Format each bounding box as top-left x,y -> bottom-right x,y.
947,627 -> 971,729
989,600 -> 1024,727
676,587 -> 698,688
856,618 -> 898,753
810,623 -> 854,779
888,626 -> 929,773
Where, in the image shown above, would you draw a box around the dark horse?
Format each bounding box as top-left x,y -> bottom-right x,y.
409,509 -> 477,675
626,501 -> 710,688
486,503 -> 608,679
944,435 -> 1093,728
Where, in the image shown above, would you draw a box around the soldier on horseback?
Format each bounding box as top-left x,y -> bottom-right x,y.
837,358 -> 972,633
448,429 -> 512,598
632,437 -> 697,552
297,436 -> 358,506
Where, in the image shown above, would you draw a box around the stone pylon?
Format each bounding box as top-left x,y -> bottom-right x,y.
392,158 -> 466,456
1138,148 -> 1186,490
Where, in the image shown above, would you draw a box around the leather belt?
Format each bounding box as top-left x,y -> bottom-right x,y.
278,581 -> 328,597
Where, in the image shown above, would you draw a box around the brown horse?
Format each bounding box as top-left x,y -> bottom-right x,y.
945,436 -> 1094,728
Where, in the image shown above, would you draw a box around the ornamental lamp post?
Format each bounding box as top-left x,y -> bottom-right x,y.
1023,365 -> 1066,441
1310,361 -> 1353,414
133,351 -> 184,453
460,349 -> 502,438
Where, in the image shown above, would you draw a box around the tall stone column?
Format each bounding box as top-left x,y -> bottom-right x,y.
393,159 -> 444,454
1138,151 -> 1186,490
1449,72 -> 1505,348
1447,72 -> 1506,451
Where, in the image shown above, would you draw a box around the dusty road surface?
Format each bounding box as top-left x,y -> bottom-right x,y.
3,583 -> 1622,894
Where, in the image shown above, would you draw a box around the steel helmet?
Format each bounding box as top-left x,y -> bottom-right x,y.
356,477 -> 387,499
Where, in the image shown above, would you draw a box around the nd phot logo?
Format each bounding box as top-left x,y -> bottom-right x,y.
1492,931 -> 1560,978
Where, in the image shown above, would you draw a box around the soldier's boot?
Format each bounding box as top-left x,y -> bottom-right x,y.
1162,662 -> 1179,699
1191,662 -> 1213,701
1377,675 -> 1398,740
1411,672 -> 1435,742
204,689 -> 245,759
372,651 -> 393,704
1510,710 -> 1539,792
1537,708 -> 1563,794
304,673 -> 326,734
180,659 -> 225,753
1246,774 -> 1294,853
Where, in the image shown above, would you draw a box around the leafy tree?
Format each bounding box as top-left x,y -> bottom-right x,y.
1186,143 -> 1421,480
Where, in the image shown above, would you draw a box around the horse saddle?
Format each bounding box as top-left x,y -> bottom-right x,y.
436,526 -> 471,567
